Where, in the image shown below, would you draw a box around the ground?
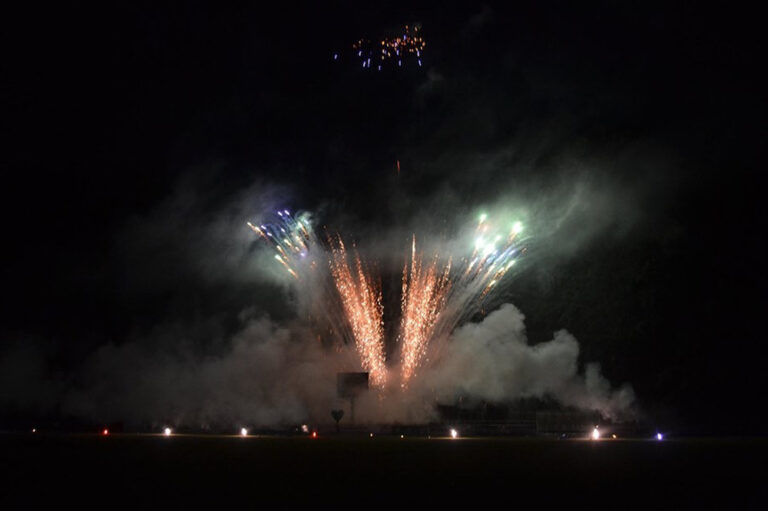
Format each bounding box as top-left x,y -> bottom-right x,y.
1,434 -> 765,507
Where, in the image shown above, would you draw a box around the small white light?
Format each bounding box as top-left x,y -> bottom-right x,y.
400,434 -> 404,439
656,433 -> 663,441
240,428 -> 248,437
450,428 -> 459,439
164,427 -> 172,436
592,426 -> 600,440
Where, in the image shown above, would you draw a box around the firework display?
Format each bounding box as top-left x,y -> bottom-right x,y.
247,210 -> 316,280
436,214 -> 527,334
248,209 -> 527,390
399,214 -> 527,382
345,24 -> 425,70
248,210 -> 389,387
329,237 -> 388,387
398,236 -> 452,386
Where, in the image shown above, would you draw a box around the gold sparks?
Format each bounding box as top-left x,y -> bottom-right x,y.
329,237 -> 388,388
399,237 -> 452,386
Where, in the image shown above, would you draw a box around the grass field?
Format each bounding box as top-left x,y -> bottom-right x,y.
1,434 -> 765,507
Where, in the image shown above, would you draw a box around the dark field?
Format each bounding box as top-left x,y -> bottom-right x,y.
1,434 -> 765,507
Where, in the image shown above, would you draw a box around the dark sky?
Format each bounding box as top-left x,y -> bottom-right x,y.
2,1 -> 766,433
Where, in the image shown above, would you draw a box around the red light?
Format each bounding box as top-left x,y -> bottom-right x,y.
102,429 -> 109,436
311,431 -> 317,438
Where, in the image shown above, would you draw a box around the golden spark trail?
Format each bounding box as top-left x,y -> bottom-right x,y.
329,237 -> 388,387
399,217 -> 526,384
399,237 -> 452,386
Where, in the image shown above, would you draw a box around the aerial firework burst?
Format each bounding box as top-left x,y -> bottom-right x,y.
248,209 -> 527,391
339,24 -> 425,70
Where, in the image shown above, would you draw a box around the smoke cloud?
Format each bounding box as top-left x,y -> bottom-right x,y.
418,304 -> 634,420
1,300 -> 634,427
62,316 -> 345,427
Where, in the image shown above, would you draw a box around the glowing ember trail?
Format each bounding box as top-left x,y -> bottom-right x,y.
399,236 -> 452,386
329,237 -> 388,387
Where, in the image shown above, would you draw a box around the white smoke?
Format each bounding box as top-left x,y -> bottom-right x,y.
62,316 -> 352,427
418,303 -> 635,420
52,302 -> 633,427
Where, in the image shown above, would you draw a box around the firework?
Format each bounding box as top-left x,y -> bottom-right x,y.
248,211 -> 389,387
436,214 -> 526,333
247,209 -> 526,391
398,214 -> 527,383
347,24 -> 426,70
399,236 -> 452,386
328,237 -> 388,387
247,209 -> 316,280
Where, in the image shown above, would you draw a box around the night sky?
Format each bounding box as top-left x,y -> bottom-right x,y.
2,1 -> 766,434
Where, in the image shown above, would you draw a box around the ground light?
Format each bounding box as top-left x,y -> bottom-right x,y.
450,428 -> 459,439
240,428 -> 248,437
102,429 -> 109,436
656,433 -> 664,441
164,427 -> 172,436
592,426 -> 600,440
